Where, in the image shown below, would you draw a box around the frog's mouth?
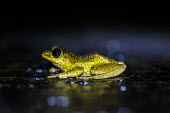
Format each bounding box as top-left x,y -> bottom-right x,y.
42,50 -> 53,60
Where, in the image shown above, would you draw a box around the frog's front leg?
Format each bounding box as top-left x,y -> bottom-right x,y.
79,62 -> 126,79
47,67 -> 84,79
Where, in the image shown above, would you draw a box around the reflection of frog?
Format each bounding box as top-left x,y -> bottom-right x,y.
42,46 -> 126,79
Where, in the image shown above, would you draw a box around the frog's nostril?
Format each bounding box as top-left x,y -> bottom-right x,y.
42,51 -> 50,58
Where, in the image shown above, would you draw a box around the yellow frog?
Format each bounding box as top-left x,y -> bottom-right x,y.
42,46 -> 126,79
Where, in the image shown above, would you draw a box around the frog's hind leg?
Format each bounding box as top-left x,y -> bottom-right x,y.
48,67 -> 84,79
78,63 -> 126,79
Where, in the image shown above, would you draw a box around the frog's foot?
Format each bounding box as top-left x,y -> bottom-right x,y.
49,67 -> 60,73
47,67 -> 84,79
47,67 -> 61,78
79,63 -> 126,80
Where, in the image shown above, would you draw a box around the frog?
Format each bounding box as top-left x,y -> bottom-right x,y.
42,46 -> 126,79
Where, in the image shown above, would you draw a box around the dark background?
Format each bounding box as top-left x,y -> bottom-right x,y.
1,2 -> 170,71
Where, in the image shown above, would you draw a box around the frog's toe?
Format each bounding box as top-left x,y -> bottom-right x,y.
58,75 -> 68,79
47,75 -> 59,79
76,76 -> 91,80
118,62 -> 126,68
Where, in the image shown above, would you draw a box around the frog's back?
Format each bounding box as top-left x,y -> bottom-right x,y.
74,52 -> 116,63
89,53 -> 116,62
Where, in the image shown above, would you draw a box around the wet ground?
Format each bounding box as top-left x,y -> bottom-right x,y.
0,65 -> 170,113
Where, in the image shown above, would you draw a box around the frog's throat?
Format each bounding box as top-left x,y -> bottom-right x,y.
52,63 -> 65,69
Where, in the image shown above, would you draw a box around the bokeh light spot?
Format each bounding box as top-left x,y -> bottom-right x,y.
120,86 -> 127,91
107,40 -> 120,53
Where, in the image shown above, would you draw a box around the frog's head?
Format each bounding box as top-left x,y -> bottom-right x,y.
42,46 -> 71,67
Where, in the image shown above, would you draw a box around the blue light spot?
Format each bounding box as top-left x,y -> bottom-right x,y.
35,78 -> 40,80
29,84 -> 34,88
120,86 -> 127,91
36,69 -> 43,73
107,40 -> 120,53
26,68 -> 32,72
116,107 -> 133,113
83,81 -> 88,85
56,96 -> 70,107
71,82 -> 75,84
80,81 -> 89,86
47,96 -> 57,107
114,53 -> 125,62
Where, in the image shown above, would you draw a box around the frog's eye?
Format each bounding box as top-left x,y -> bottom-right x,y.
52,48 -> 62,58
